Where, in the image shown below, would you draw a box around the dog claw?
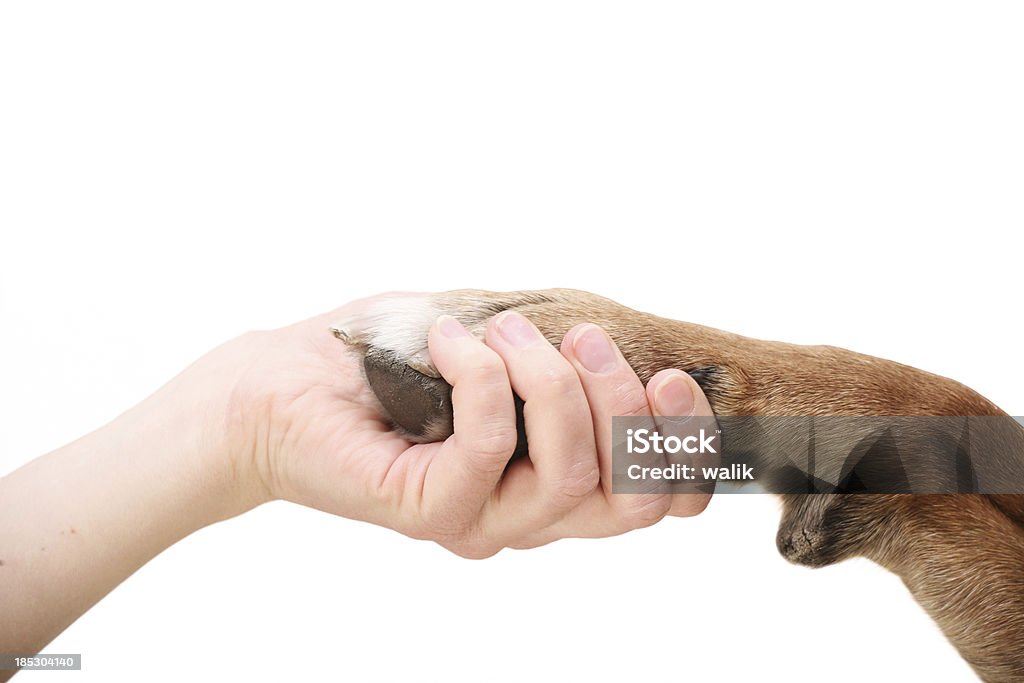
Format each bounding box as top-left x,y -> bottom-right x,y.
328,323 -> 361,345
406,351 -> 440,378
329,311 -> 372,345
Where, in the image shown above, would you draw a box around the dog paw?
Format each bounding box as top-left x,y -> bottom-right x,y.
330,294 -> 457,442
330,289 -> 624,444
330,288 -> 726,447
331,294 -> 448,379
330,291 -> 561,444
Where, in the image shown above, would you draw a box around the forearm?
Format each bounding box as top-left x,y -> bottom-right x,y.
0,378 -> 252,666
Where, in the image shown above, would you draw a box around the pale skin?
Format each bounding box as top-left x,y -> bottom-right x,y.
0,294 -> 713,678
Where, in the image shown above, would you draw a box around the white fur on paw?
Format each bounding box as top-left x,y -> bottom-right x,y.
330,295 -> 445,376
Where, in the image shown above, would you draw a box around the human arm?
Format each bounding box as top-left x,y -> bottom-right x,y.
0,295 -> 713,671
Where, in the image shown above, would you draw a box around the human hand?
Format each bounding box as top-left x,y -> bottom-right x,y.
0,292 -> 715,657
217,293 -> 715,557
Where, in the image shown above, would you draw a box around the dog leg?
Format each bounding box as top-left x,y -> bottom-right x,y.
331,288 -> 1024,679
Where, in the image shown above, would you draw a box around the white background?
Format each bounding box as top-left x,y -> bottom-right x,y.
1,2 -> 1020,681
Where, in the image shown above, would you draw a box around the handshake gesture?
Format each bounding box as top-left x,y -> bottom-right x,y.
0,292 -> 713,667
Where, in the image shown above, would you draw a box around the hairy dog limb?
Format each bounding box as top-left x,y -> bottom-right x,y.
332,288 -> 1024,682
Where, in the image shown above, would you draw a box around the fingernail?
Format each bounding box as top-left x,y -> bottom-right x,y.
437,315 -> 470,338
572,324 -> 617,374
654,373 -> 695,417
496,311 -> 543,347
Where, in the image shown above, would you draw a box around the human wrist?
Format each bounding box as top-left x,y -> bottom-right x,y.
135,337 -> 275,527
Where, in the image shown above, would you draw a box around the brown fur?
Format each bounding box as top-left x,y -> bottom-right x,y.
347,289 -> 1024,681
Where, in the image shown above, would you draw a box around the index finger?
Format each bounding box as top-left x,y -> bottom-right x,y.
419,315 -> 518,531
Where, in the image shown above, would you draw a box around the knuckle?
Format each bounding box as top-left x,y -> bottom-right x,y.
610,381 -> 651,417
533,364 -> 580,397
444,341 -> 504,385
464,423 -> 519,460
674,493 -> 713,517
452,543 -> 501,560
549,463 -> 601,504
442,532 -> 502,560
453,357 -> 513,404
463,351 -> 507,383
621,494 -> 672,529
